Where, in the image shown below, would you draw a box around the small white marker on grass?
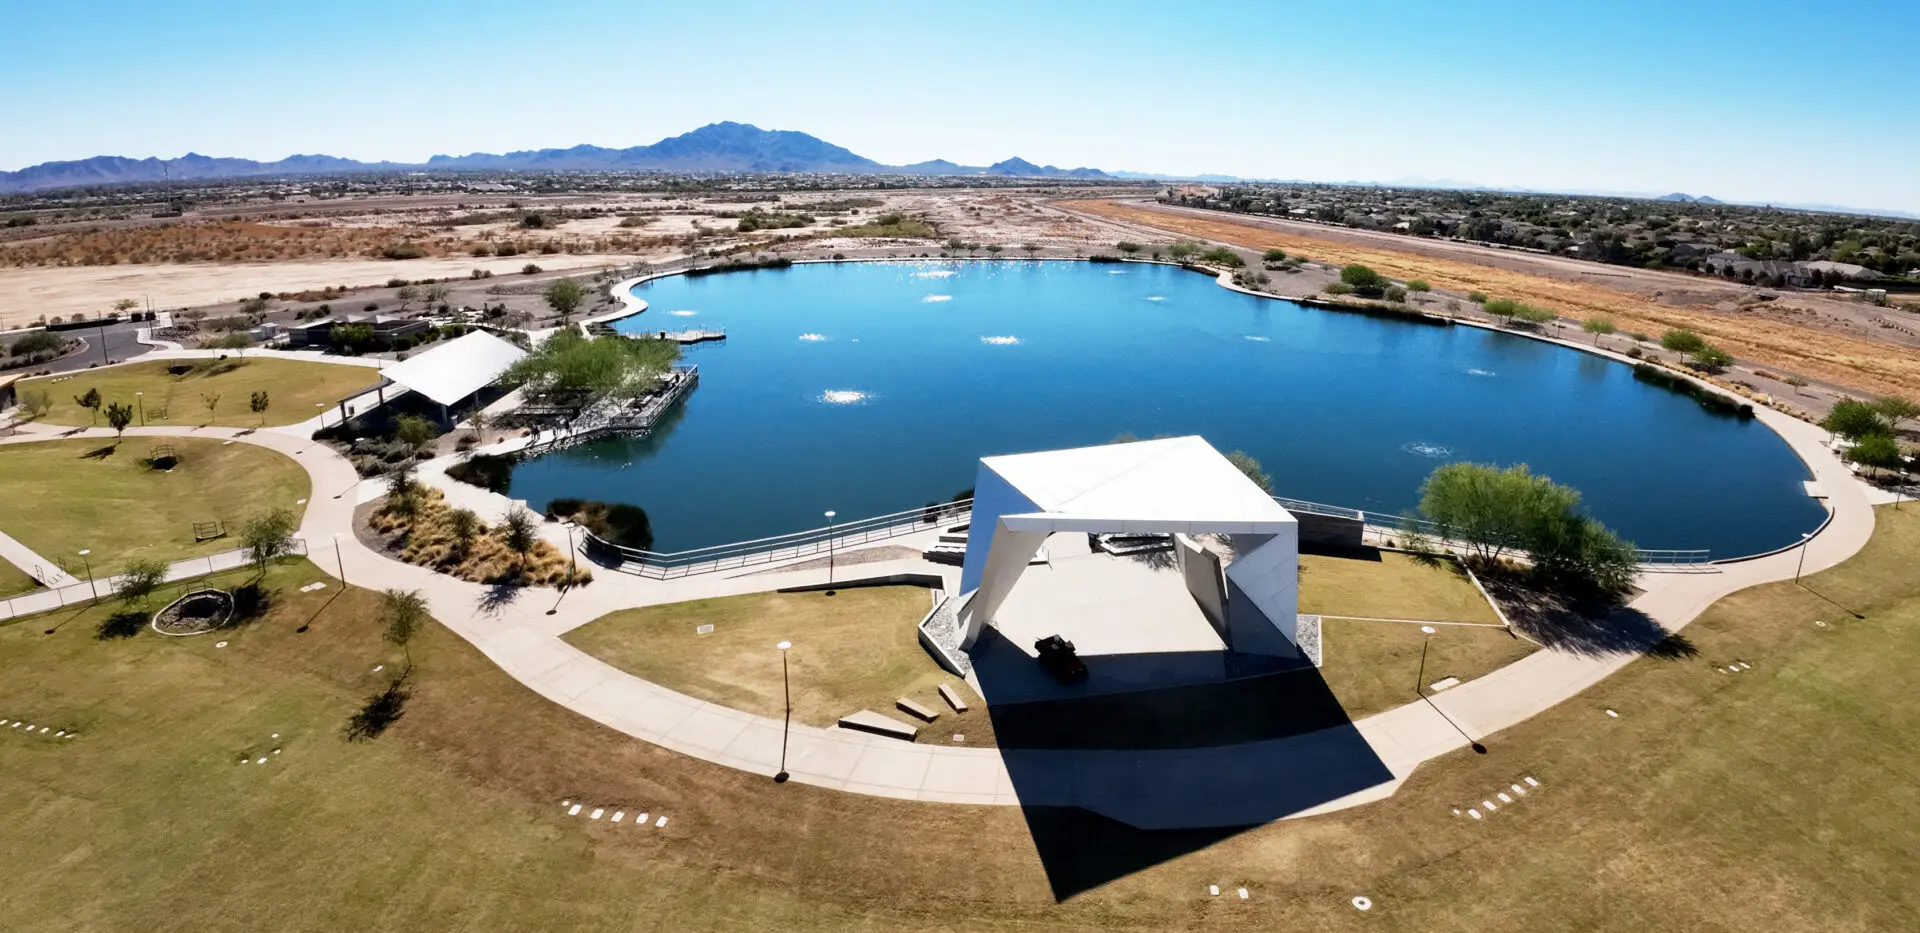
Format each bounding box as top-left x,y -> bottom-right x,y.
695,624 -> 715,636
256,757 -> 267,764
1208,884 -> 1219,897
1605,709 -> 1619,718
634,813 -> 648,825
1497,793 -> 1512,804
1352,896 -> 1372,911
590,808 -> 604,820
655,816 -> 668,828
1237,888 -> 1248,900
1524,776 -> 1539,787
611,811 -> 625,823
567,804 -> 582,816
1482,800 -> 1497,811
1468,809 -> 1481,819
1510,784 -> 1525,795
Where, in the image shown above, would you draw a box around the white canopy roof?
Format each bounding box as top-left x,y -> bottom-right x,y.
980,435 -> 1296,534
380,329 -> 526,407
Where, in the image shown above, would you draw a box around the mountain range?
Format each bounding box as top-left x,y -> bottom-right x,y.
0,122 -> 1110,194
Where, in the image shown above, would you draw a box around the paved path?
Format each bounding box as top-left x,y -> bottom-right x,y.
0,375 -> 1876,827
0,527 -> 78,588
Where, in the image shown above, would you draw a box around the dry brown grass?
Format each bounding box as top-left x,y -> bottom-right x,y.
1066,199 -> 1920,397
0,220 -> 446,267
367,486 -> 587,587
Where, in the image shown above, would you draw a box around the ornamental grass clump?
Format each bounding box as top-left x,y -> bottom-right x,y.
369,486 -> 587,586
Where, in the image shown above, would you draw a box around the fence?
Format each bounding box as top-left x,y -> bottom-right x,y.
586,499 -> 973,579
0,539 -> 308,623
1271,496 -> 1711,565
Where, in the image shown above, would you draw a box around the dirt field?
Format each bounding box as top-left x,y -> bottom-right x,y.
1062,199 -> 1920,398
0,253 -> 632,328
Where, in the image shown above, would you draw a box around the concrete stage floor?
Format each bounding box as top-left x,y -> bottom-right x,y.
970,534 -> 1266,703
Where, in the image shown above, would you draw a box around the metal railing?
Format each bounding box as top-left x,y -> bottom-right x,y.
582,487 -> 1711,581
586,499 -> 972,579
1272,496 -> 1711,565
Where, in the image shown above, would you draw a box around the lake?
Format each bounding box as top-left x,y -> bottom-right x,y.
504,260 -> 1826,557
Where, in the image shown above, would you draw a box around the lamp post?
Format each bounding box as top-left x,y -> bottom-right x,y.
562,520 -> 578,589
97,319 -> 110,366
774,640 -> 793,783
77,549 -> 97,602
135,392 -> 145,426
823,510 -> 837,594
332,533 -> 347,585
1793,532 -> 1813,584
546,521 -> 578,615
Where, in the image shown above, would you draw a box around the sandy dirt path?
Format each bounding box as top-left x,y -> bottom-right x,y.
0,252 -> 638,328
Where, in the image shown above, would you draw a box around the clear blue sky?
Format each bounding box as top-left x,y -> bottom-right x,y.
7,0 -> 1918,212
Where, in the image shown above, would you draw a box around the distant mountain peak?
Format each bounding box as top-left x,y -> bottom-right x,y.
0,122 -> 1109,193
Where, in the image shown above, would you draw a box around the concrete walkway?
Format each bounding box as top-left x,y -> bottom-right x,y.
0,527 -> 78,588
0,390 -> 1876,827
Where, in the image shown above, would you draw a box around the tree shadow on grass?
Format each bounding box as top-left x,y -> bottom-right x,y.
1486,576 -> 1697,659
80,444 -> 117,460
345,677 -> 411,741
95,608 -> 148,640
221,581 -> 276,629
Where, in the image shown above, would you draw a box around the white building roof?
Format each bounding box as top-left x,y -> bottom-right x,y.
980,436 -> 1295,532
380,329 -> 526,407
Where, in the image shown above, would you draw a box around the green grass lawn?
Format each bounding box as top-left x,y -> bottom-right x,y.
1299,548 -> 1501,624
562,586 -> 987,741
0,437 -> 309,575
1,510 -> 1917,931
0,559 -> 40,599
21,357 -> 380,428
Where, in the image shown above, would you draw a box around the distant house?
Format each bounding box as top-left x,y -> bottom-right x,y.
286,313 -> 430,349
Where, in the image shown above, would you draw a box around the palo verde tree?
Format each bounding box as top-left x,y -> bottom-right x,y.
1225,450 -> 1272,494
200,392 -> 221,423
502,329 -> 681,404
1418,462 -> 1638,597
105,401 -> 134,439
1660,329 -> 1706,354
1845,433 -> 1906,477
241,508 -> 299,577
74,387 -> 102,425
1582,315 -> 1617,344
1875,395 -> 1920,432
249,390 -> 270,425
114,558 -> 170,611
543,277 -> 589,322
501,505 -> 539,578
380,588 -> 430,669
1820,398 -> 1893,440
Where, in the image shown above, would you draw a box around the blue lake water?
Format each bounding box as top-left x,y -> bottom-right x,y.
504,260 -> 1826,557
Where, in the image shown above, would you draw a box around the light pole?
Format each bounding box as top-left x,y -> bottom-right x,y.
546,521 -> 578,615
97,319 -> 110,366
774,639 -> 793,783
332,533 -> 347,585
1793,532 -> 1813,584
77,549 -> 97,602
135,392 -> 145,426
823,510 -> 837,594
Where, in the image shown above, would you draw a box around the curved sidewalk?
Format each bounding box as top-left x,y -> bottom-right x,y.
0,404 -> 1875,828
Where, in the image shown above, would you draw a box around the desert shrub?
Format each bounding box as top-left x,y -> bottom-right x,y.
545,498 -> 654,552
382,243 -> 427,260
446,453 -> 516,494
1199,247 -> 1244,267
10,331 -> 62,357
1323,282 -> 1355,295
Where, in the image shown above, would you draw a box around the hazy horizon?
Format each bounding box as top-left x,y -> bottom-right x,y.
7,0 -> 1918,213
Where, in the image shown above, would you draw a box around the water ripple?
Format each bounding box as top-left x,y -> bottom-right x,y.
1402,442 -> 1454,458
